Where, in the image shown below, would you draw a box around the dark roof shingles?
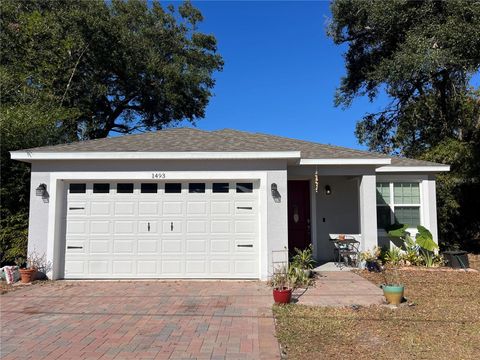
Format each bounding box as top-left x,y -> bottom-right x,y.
19,127 -> 446,167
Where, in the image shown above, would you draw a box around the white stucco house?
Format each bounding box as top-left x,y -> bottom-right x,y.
11,128 -> 449,280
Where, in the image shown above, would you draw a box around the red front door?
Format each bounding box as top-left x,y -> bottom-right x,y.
288,180 -> 311,254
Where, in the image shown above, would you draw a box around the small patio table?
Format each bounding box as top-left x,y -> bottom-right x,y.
330,235 -> 360,267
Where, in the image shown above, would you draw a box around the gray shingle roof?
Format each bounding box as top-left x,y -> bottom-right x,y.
17,127 -> 446,167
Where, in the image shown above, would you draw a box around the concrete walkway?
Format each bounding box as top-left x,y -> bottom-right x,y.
293,271 -> 385,307
0,281 -> 280,360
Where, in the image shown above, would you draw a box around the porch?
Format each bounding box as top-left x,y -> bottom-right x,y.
286,165 -> 439,264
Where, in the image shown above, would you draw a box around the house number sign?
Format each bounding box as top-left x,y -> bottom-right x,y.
151,172 -> 166,179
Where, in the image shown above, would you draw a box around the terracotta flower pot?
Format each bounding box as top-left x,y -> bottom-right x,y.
273,287 -> 292,304
381,284 -> 404,305
19,268 -> 36,283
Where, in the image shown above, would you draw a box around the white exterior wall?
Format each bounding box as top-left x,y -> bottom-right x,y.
27,167 -> 50,257
359,173 -> 378,251
27,159 -> 288,280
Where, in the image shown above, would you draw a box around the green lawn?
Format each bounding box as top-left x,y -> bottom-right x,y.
274,270 -> 480,360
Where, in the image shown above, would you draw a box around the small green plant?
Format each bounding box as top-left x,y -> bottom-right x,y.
291,245 -> 315,270
269,266 -> 290,290
384,246 -> 403,265
288,264 -> 312,288
359,246 -> 381,262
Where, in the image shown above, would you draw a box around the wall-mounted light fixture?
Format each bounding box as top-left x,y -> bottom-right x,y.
325,185 -> 332,196
36,183 -> 47,197
271,183 -> 281,203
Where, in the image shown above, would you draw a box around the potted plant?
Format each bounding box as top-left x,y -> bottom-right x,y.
359,246 -> 381,272
16,251 -> 43,284
270,266 -> 292,304
16,256 -> 36,283
291,245 -> 316,277
380,266 -> 404,305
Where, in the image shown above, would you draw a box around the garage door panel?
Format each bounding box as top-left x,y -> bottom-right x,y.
137,239 -> 158,254
211,220 -> 232,234
210,239 -> 232,253
187,201 -> 208,216
114,220 -> 136,234
88,260 -> 109,275
185,260 -> 206,274
163,201 -> 183,215
112,260 -> 134,275
67,221 -> 87,235
138,220 -> 157,234
89,239 -> 110,254
65,180 -> 259,279
137,260 -> 158,275
161,260 -> 184,274
234,220 -> 256,234
186,220 -> 207,234
90,202 -> 111,216
139,202 -> 159,216
90,221 -> 110,234
162,220 -> 183,233
162,238 -> 183,253
234,260 -> 258,275
186,239 -> 207,253
113,239 -> 136,254
210,201 -> 231,216
210,260 -> 231,274
65,260 -> 85,275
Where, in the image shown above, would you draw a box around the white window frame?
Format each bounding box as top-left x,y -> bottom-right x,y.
376,181 -> 422,232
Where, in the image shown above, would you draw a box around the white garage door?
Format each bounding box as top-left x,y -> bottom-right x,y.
64,181 -> 259,279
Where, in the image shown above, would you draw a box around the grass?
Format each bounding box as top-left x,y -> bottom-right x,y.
274,269 -> 480,360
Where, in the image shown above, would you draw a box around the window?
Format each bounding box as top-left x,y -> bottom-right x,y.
213,183 -> 229,193
165,183 -> 181,193
141,183 -> 157,193
189,183 -> 205,193
376,181 -> 421,229
93,183 -> 110,193
117,183 -> 134,193
69,183 -> 86,193
236,182 -> 253,193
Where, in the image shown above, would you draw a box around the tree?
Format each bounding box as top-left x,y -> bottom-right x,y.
328,0 -> 480,249
0,0 -> 223,264
1,0 -> 223,139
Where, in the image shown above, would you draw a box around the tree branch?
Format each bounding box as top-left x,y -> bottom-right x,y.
60,44 -> 89,106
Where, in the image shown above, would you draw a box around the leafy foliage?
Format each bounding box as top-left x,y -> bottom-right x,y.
0,0 -> 223,264
328,0 -> 480,249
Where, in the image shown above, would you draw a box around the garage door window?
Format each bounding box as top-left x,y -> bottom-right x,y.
69,183 -> 86,193
93,183 -> 110,193
141,183 -> 157,193
165,183 -> 181,193
236,183 -> 253,193
117,183 -> 134,193
189,183 -> 205,193
213,183 -> 229,193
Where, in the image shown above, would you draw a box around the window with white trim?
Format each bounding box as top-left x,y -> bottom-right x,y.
376,182 -> 421,229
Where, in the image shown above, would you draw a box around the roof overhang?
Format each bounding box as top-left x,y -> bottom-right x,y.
376,165 -> 450,173
10,150 -> 302,162
299,158 -> 391,165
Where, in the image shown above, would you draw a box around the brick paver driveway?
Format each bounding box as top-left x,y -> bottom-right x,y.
1,281 -> 280,359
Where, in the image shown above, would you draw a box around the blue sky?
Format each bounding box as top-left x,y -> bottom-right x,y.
170,0 -> 384,150
167,1 -> 477,150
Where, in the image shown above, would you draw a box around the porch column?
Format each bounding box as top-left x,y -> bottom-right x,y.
359,174 -> 378,251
